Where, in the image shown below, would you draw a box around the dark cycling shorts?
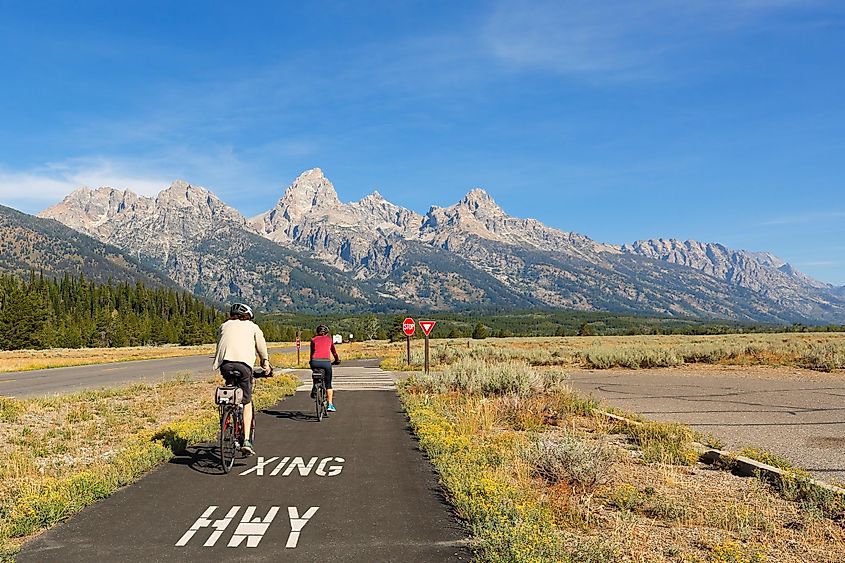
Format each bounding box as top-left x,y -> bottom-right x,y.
310,359 -> 333,389
219,361 -> 253,404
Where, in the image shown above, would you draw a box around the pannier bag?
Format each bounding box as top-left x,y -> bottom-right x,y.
215,386 -> 244,405
311,369 -> 326,382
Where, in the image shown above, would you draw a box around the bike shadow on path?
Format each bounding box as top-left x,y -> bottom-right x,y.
168,443 -> 233,475
261,408 -> 319,423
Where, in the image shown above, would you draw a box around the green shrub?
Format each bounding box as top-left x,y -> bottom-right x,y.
424,357 -> 567,397
799,343 -> 845,372
777,474 -> 845,520
623,420 -> 699,465
525,434 -> 615,494
0,398 -> 24,423
579,347 -> 683,370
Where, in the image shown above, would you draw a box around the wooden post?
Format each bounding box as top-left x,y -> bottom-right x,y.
296,330 -> 301,366
406,335 -> 411,366
424,334 -> 430,374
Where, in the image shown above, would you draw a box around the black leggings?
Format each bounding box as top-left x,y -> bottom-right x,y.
310,359 -> 333,389
219,361 -> 253,404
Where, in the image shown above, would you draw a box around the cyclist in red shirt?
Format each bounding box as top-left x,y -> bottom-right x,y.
310,324 -> 340,412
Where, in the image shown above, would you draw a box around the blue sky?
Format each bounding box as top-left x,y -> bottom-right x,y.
1,1 -> 843,284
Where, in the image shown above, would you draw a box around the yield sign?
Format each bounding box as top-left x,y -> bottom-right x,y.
419,321 -> 436,337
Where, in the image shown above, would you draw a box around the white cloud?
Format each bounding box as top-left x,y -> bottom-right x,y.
0,158 -> 172,213
481,0 -> 819,76
760,211 -> 845,226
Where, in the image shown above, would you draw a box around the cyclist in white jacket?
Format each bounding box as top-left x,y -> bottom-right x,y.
213,303 -> 270,455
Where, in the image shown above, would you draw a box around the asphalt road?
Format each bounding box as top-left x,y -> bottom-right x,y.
17,364 -> 470,562
0,347 -> 294,398
567,368 -> 845,483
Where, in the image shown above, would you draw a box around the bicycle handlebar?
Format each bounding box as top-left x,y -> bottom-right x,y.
252,366 -> 274,378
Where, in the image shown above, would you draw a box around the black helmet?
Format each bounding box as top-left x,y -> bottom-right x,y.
230,303 -> 254,319
316,324 -> 329,335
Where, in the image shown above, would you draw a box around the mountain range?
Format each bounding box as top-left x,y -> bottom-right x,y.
25,168 -> 845,323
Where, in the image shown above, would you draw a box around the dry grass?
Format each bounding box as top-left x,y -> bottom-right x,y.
338,333 -> 845,373
400,355 -> 845,562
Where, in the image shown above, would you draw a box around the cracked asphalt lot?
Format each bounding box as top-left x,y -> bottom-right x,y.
567,367 -> 845,483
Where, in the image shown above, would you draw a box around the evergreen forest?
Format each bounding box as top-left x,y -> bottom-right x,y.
0,273 -> 224,350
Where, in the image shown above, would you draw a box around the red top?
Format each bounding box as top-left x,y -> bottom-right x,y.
310,335 -> 338,361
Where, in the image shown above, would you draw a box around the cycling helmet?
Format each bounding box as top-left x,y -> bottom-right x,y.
316,324 -> 329,335
230,303 -> 254,319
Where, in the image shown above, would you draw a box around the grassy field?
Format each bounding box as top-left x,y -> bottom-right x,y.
0,372 -> 298,559
400,356 -> 845,562
0,342 -> 296,373
310,332 -> 845,373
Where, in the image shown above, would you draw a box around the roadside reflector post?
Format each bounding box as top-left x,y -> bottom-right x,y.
419,321 -> 436,374
402,317 -> 416,366
296,331 -> 301,367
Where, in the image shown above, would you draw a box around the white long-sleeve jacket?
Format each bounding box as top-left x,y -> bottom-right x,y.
212,319 -> 269,370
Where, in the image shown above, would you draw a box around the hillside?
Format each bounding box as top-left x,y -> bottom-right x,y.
0,204 -> 174,287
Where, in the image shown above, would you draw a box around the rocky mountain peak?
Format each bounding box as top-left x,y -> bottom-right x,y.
458,188 -> 503,216
280,167 -> 340,211
361,190 -> 384,202
154,180 -> 248,227
39,185 -> 143,233
158,180 -> 209,203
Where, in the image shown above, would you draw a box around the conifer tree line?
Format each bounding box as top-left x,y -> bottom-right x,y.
0,272 -> 226,350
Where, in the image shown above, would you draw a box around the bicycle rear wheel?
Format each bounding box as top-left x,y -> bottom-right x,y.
315,384 -> 326,422
219,408 -> 237,473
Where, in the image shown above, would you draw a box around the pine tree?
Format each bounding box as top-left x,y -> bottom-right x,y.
471,322 -> 489,340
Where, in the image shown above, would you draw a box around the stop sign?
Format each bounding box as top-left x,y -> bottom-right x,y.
402,317 -> 416,336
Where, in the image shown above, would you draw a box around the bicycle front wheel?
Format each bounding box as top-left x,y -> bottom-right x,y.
219,408 -> 237,473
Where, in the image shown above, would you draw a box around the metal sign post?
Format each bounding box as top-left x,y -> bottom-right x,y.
402,317 -> 416,365
296,331 -> 301,366
419,321 -> 436,374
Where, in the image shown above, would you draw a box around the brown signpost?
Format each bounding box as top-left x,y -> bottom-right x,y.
419,321 -> 436,373
296,331 -> 301,366
402,317 -> 416,365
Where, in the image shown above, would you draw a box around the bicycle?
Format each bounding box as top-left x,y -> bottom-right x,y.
215,366 -> 272,473
311,367 -> 328,422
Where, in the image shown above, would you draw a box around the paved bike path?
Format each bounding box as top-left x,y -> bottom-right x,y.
18,384 -> 469,561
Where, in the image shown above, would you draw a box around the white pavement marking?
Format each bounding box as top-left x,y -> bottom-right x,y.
227,507 -> 280,548
295,365 -> 397,392
285,507 -> 319,549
